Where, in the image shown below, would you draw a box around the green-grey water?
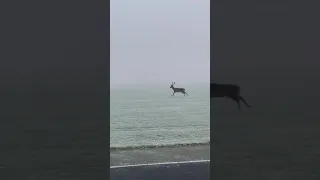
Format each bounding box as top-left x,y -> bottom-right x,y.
110,84 -> 210,148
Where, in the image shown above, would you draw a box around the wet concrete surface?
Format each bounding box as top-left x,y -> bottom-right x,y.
110,145 -> 210,180
110,160 -> 210,180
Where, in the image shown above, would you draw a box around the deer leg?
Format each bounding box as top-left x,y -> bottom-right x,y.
171,92 -> 175,96
240,96 -> 251,108
236,99 -> 241,111
185,92 -> 188,96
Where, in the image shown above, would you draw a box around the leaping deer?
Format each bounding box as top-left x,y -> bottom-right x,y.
211,82 -> 251,111
170,82 -> 188,96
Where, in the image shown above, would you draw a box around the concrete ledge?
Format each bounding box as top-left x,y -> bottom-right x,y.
110,160 -> 210,180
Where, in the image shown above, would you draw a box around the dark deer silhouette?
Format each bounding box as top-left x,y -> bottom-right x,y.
211,82 -> 251,111
170,82 -> 188,96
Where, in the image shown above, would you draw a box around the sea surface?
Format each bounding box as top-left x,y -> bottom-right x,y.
110,83 -> 210,149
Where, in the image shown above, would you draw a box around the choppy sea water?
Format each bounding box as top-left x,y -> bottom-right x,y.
110,84 -> 210,149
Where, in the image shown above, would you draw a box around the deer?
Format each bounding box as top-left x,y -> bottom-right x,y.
211,82 -> 251,111
170,82 -> 188,96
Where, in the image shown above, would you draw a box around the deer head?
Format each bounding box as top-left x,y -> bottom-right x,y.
170,82 -> 176,88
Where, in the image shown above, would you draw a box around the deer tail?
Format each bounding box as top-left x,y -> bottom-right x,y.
239,96 -> 251,108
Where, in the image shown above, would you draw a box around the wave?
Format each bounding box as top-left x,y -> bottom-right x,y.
110,141 -> 210,151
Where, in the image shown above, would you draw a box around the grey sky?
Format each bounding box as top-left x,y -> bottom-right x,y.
111,0 -> 210,86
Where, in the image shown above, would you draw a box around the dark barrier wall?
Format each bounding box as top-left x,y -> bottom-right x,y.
0,1 -> 109,179
211,2 -> 320,179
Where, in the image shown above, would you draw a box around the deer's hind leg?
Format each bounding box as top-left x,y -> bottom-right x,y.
240,96 -> 251,108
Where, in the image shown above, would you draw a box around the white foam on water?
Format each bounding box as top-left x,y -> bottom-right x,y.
110,159 -> 210,169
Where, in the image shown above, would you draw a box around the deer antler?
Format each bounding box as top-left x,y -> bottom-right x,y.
173,82 -> 176,85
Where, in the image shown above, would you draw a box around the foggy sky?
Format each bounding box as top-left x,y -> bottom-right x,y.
110,0 -> 210,86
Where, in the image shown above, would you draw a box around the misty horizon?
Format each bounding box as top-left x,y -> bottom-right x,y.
110,0 -> 210,86
110,81 -> 210,90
